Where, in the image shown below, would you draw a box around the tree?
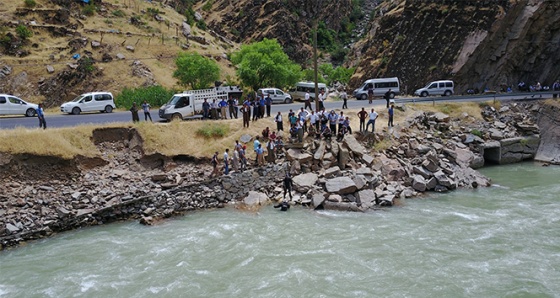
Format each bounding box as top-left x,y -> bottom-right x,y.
230,38 -> 301,91
318,63 -> 355,85
173,52 -> 220,90
16,25 -> 32,41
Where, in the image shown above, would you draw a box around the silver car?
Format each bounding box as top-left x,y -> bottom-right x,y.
0,94 -> 38,117
257,88 -> 293,104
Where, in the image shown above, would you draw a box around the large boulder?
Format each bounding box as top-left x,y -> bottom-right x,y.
343,135 -> 366,157
357,189 -> 375,208
292,173 -> 318,192
412,175 -> 427,192
243,191 -> 268,206
314,141 -> 326,160
287,149 -> 312,164
312,192 -> 326,209
338,146 -> 350,169
325,177 -> 357,194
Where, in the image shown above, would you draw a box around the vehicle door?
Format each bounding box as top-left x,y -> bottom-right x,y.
0,96 -> 8,115
275,89 -> 286,103
80,94 -> 94,112
91,94 -> 103,111
428,83 -> 440,95
7,96 -> 25,115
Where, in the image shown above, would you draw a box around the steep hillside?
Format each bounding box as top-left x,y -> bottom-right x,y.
347,0 -> 560,94
191,0 -> 354,64
0,0 -> 237,107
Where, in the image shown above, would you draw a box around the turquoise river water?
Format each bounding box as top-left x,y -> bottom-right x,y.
1,163 -> 559,297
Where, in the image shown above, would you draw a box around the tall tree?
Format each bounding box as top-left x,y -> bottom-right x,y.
173,52 -> 220,90
230,38 -> 301,91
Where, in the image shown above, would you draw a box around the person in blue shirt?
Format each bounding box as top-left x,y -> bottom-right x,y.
219,98 -> 228,119
259,96 -> 266,119
388,103 -> 394,127
36,103 -> 46,129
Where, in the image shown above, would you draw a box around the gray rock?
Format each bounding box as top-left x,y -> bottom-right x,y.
412,175 -> 427,192
293,173 -> 318,193
71,191 -> 82,199
312,193 -> 326,209
323,201 -> 362,212
361,154 -> 374,166
422,158 -> 439,172
38,185 -> 55,191
6,223 -> 20,233
126,45 -> 135,52
343,134 -> 366,157
426,177 -> 437,190
91,41 -> 101,48
357,189 -> 375,208
338,146 -> 350,169
286,149 -> 312,164
494,121 -> 507,129
432,112 -> 450,123
116,53 -> 126,60
314,141 -> 326,160
325,177 -> 357,194
182,22 -> 191,37
243,191 -> 268,206
57,207 -> 71,218
413,166 -> 432,179
239,134 -> 252,144
352,175 -> 367,190
356,166 -> 373,176
46,65 -> 55,73
327,194 -> 342,202
324,166 -> 340,178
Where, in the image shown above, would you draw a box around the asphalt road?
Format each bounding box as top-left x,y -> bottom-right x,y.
0,92 -> 555,130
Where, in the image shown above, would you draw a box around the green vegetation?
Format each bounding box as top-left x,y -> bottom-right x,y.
24,0 -> 37,8
112,9 -> 126,17
15,25 -> 33,40
471,129 -> 483,138
115,85 -> 177,109
202,1 -> 213,12
231,38 -> 301,90
82,3 -> 96,16
196,123 -> 229,138
173,52 -> 220,90
318,63 -> 355,85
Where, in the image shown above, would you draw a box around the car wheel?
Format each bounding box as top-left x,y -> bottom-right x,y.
104,105 -> 113,113
361,94 -> 367,100
444,90 -> 452,96
172,113 -> 182,121
389,92 -> 395,99
25,108 -> 36,117
421,91 -> 428,97
72,107 -> 81,115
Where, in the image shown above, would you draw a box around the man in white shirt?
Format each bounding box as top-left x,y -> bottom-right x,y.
275,111 -> 283,131
304,91 -> 312,110
366,108 -> 378,133
318,90 -> 325,110
309,110 -> 318,131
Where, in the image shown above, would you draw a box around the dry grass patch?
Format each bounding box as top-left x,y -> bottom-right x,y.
0,125 -> 99,159
405,102 -> 483,120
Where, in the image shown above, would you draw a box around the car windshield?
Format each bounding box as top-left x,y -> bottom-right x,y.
71,95 -> 85,102
167,96 -> 182,105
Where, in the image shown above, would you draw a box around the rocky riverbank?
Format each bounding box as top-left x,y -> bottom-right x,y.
0,100 -> 555,250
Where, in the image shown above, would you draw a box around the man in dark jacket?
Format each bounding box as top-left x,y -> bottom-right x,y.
283,173 -> 293,200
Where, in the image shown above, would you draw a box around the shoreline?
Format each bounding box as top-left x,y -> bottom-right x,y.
1,100 -> 559,250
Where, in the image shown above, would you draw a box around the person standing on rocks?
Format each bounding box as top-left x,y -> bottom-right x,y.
211,151 -> 219,177
36,103 -> 47,129
130,102 -> 140,123
253,136 -> 261,165
266,138 -> 276,163
384,89 -> 392,109
282,173 -> 293,201
388,103 -> 394,128
223,148 -> 230,175
366,108 -> 378,133
256,144 -> 265,166
357,107 -> 368,132
232,147 -> 240,172
142,100 -> 153,122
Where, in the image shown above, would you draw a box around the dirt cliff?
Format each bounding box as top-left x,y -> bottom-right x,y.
347,0 -> 560,94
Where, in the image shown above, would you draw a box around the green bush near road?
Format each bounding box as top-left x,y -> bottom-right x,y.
115,85 -> 177,109
196,123 -> 229,139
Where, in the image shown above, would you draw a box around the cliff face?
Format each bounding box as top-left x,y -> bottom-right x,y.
191,0 -> 353,64
347,0 -> 560,94
535,102 -> 560,164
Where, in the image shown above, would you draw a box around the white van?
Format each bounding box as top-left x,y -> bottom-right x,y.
60,92 -> 115,115
414,80 -> 454,97
353,77 -> 400,100
291,81 -> 328,101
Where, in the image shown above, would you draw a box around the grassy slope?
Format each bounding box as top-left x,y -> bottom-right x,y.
0,101 -> 485,159
1,0 -> 237,104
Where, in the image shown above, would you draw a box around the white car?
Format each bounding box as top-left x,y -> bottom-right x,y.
0,94 -> 38,117
257,88 -> 293,104
61,92 -> 115,115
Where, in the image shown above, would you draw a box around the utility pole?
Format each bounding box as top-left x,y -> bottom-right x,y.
314,20 -> 319,112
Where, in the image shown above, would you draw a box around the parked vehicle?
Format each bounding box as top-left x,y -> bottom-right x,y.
414,80 -> 454,97
353,77 -> 400,100
60,92 -> 116,115
159,86 -> 243,121
257,88 -> 292,104
0,94 -> 38,117
290,81 -> 328,101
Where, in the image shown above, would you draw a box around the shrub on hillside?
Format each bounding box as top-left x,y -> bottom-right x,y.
196,124 -> 229,139
115,85 -> 177,109
15,25 -> 32,40
24,0 -> 37,8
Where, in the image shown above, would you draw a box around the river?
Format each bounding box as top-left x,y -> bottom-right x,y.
1,162 -> 559,297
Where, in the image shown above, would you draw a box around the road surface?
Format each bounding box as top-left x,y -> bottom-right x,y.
0,92 -> 555,130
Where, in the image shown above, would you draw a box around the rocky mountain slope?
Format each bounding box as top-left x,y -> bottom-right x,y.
347,0 -> 560,93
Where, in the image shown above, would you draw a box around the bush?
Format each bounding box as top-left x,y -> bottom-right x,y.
202,0 -> 213,11
115,85 -> 177,109
471,129 -> 483,138
112,9 -> 126,17
24,0 -> 37,8
196,124 -> 229,139
82,3 -> 96,16
16,25 -> 33,40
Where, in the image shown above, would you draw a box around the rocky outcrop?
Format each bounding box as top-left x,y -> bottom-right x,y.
535,103 -> 560,164
348,1 -> 560,93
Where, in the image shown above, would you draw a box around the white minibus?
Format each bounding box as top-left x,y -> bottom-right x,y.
353,77 -> 400,100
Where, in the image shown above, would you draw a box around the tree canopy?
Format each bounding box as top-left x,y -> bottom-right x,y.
230,38 -> 301,91
173,52 -> 220,90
